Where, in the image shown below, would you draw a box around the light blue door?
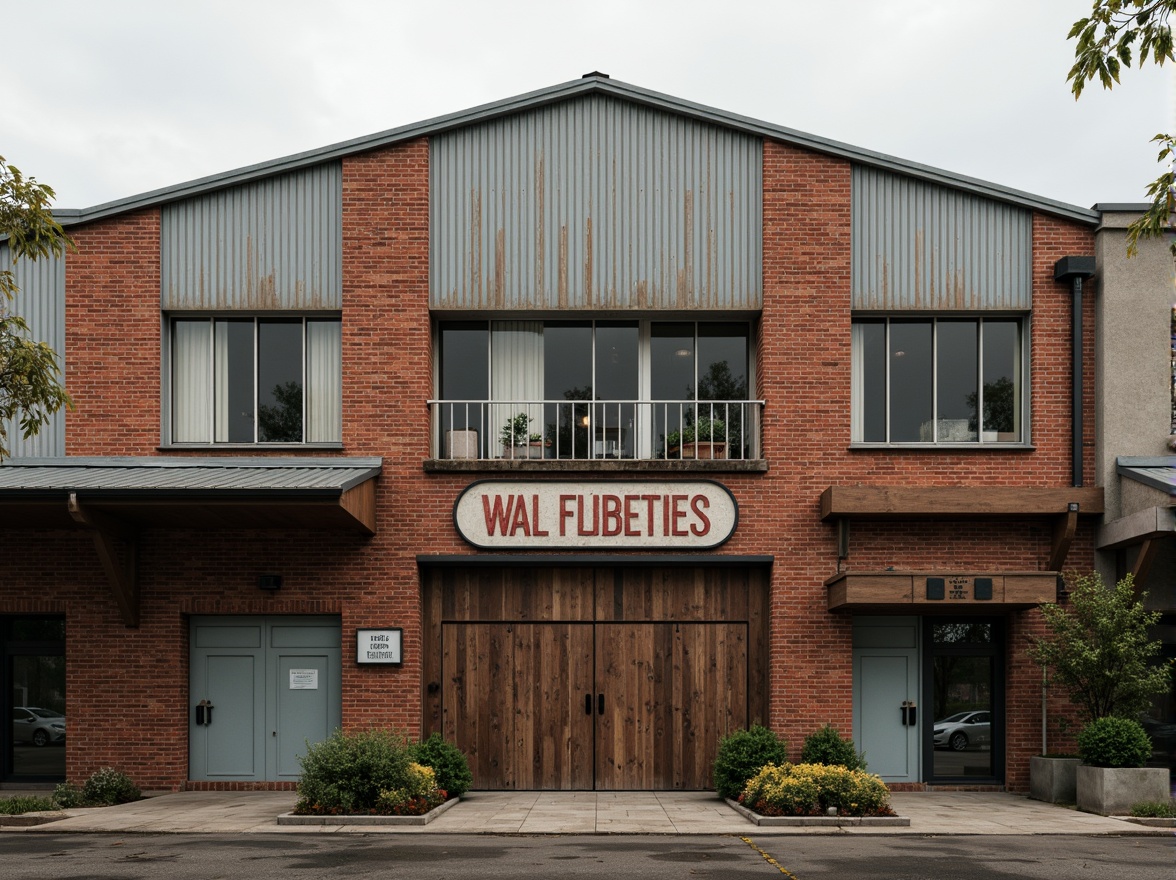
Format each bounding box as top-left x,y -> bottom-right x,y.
190,616 -> 341,782
852,617 -> 920,784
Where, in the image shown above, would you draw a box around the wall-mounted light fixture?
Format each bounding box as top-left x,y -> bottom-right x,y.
257,574 -> 283,591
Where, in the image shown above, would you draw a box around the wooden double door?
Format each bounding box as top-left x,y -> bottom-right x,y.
425,565 -> 768,790
441,621 -> 747,790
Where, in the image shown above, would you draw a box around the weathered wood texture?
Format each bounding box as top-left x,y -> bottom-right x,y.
819,486 -> 1104,520
424,564 -> 766,790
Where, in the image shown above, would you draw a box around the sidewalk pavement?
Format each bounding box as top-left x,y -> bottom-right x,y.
3,790 -> 1172,836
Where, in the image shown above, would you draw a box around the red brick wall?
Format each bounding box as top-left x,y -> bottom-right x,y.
64,210 -> 162,455
0,133 -> 1097,792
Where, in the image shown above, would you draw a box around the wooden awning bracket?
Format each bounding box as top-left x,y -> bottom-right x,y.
68,493 -> 140,628
1047,503 -> 1079,573
1132,538 -> 1160,586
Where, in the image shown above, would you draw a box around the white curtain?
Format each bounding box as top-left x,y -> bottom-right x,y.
306,319 -> 342,443
213,320 -> 231,442
173,319 -> 212,442
490,321 -> 543,454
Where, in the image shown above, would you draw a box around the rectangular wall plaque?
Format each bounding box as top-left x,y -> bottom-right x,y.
357,628 -> 403,665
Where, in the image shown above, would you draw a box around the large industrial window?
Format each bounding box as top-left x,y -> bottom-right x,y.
852,317 -> 1025,444
170,317 -> 341,444
435,320 -> 753,459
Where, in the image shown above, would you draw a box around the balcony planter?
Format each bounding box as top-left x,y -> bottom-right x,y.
1029,755 -> 1080,804
670,441 -> 728,460
1076,765 -> 1170,815
666,418 -> 728,460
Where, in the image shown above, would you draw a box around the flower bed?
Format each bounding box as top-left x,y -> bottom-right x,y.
735,762 -> 904,825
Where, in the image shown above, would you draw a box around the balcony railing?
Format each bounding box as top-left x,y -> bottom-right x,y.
429,399 -> 764,462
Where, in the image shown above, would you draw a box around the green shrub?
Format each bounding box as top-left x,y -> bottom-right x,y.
0,795 -> 60,815
740,762 -> 893,817
81,768 -> 140,805
296,728 -> 444,815
1129,799 -> 1176,818
52,782 -> 85,808
1076,717 -> 1152,768
801,724 -> 865,770
374,763 -> 447,815
712,725 -> 788,800
410,732 -> 473,797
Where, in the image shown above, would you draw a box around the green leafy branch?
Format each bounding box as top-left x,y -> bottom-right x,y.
1067,1 -> 1175,254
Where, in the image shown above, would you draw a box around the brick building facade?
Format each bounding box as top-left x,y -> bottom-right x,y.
1,75 -> 1106,792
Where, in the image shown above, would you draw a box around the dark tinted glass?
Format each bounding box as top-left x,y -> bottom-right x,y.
219,320 -> 256,443
860,321 -> 886,442
936,321 -> 978,442
889,322 -> 933,442
257,320 -> 304,442
982,321 -> 1019,438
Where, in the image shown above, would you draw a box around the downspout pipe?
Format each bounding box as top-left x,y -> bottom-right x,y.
1053,256 -> 1096,488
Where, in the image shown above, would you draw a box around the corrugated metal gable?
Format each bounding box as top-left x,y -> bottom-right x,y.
161,163 -> 343,311
852,166 -> 1032,311
0,244 -> 66,457
431,94 -> 762,311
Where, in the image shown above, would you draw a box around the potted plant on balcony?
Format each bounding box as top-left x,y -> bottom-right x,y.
499,412 -> 546,459
1029,572 -> 1172,812
665,417 -> 727,459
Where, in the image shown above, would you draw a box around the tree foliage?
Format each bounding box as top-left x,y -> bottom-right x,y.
1030,572 -> 1172,722
1067,1 -> 1175,255
0,156 -> 73,460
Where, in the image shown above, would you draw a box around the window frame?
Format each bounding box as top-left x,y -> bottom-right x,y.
850,314 -> 1031,448
162,312 -> 343,449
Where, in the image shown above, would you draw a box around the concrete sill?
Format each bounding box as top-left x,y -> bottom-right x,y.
725,799 -> 910,827
277,796 -> 458,826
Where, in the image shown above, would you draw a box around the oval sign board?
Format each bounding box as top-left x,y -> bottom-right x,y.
454,480 -> 738,550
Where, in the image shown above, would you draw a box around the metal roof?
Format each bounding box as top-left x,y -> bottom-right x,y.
0,456 -> 383,534
1117,456 -> 1176,495
0,456 -> 382,497
49,74 -> 1100,228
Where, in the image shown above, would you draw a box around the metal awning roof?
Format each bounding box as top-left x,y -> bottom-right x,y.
0,456 -> 382,534
1117,456 -> 1176,496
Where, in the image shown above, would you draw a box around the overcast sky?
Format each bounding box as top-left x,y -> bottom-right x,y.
5,0 -> 1173,212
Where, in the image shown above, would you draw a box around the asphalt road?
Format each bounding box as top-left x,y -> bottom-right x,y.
0,833 -> 1172,879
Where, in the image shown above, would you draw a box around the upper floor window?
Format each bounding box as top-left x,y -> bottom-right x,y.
852,317 -> 1024,444
171,317 -> 341,444
435,319 -> 756,460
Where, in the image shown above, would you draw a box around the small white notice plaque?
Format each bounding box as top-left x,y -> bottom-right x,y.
356,628 -> 403,665
289,669 -> 319,690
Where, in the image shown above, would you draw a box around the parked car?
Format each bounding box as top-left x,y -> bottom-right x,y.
12,706 -> 66,746
932,710 -> 991,751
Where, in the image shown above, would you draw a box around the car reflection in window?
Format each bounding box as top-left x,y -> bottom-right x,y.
12,707 -> 66,747
932,710 -> 991,751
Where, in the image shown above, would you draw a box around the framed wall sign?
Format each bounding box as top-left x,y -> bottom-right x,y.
356,628 -> 403,665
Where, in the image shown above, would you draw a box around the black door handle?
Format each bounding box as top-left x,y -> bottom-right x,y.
597,693 -> 604,715
585,693 -> 592,715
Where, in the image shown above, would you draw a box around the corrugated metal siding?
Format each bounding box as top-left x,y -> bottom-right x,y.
431,95 -> 762,311
161,163 -> 342,310
1,244 -> 66,457
852,166 -> 1032,310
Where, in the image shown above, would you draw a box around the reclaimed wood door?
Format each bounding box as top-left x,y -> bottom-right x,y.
595,622 -> 748,790
442,622 -> 594,790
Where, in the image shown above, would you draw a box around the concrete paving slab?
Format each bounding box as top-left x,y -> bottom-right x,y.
4,788 -> 1170,836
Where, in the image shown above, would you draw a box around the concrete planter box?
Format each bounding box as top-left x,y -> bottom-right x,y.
1075,765 -> 1170,816
1029,756 -> 1080,804
278,796 -> 458,826
725,798 -> 910,827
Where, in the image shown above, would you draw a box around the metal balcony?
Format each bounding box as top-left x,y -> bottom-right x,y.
429,399 -> 764,462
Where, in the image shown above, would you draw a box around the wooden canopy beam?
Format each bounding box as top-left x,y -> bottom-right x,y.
1132,538 -> 1161,587
820,486 -> 1104,521
1048,507 -> 1078,572
68,493 -> 139,628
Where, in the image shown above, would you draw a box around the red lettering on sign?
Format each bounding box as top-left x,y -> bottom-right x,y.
559,495 -> 575,536
577,494 -> 600,536
509,494 -> 531,536
531,494 -> 549,536
690,494 -> 711,536
623,495 -> 642,536
671,494 -> 689,536
642,494 -> 660,536
481,495 -> 513,536
601,494 -> 622,536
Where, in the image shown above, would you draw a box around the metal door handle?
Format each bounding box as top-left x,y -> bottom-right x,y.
597,693 -> 604,715
585,694 -> 592,715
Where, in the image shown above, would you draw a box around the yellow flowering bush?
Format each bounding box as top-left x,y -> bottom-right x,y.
739,762 -> 894,817
375,763 -> 445,815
